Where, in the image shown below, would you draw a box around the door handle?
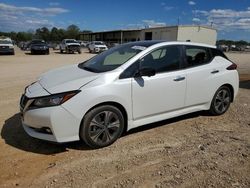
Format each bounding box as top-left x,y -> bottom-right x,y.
173,76 -> 185,81
211,70 -> 219,74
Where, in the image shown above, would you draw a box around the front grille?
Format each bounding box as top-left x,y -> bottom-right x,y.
68,45 -> 79,50
20,95 -> 29,109
0,46 -> 9,49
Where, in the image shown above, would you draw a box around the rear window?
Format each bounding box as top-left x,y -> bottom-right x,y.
185,46 -> 212,67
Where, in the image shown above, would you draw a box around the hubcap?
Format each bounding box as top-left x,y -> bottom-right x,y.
214,89 -> 230,113
89,111 -> 121,144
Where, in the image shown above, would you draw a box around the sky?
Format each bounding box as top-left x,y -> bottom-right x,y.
0,0 -> 250,41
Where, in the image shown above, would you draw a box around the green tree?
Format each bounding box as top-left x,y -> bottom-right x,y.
35,27 -> 50,41
66,24 -> 80,39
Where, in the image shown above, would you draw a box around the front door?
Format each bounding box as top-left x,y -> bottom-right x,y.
132,45 -> 186,120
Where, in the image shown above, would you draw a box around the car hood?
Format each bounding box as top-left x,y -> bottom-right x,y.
31,44 -> 47,47
95,45 -> 107,48
38,64 -> 100,94
0,44 -> 13,47
66,43 -> 80,46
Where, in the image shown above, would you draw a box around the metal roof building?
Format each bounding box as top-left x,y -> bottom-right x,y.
79,25 -> 217,45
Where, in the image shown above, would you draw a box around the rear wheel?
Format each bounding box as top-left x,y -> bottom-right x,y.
80,105 -> 124,148
209,86 -> 232,115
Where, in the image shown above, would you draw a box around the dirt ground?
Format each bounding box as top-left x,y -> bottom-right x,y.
0,47 -> 249,188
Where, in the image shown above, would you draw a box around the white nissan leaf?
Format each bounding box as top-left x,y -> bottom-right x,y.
20,41 -> 239,148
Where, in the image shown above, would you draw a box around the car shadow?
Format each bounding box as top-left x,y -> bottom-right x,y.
1,111 -> 207,154
1,113 -> 90,155
239,80 -> 250,89
125,111 -> 205,136
25,52 -> 49,55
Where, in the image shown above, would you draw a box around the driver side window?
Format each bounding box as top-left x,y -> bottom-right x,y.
141,45 -> 181,73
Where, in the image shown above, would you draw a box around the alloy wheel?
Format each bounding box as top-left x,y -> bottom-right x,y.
88,111 -> 121,144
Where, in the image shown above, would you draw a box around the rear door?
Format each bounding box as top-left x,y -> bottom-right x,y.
183,45 -> 219,107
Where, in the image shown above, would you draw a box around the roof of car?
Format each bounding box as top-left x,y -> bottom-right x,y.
127,40 -> 216,49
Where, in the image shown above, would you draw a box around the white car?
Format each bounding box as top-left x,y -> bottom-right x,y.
20,41 -> 239,148
60,39 -> 81,54
0,38 -> 15,55
88,41 -> 108,53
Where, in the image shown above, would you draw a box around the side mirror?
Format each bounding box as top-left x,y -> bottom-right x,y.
135,67 -> 156,77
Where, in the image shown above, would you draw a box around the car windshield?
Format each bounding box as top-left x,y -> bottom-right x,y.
94,42 -> 104,45
78,43 -> 148,73
66,40 -> 77,43
0,40 -> 12,44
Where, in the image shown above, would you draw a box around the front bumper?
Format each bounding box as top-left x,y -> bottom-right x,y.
20,95 -> 81,143
94,47 -> 107,53
0,47 -> 14,54
31,48 -> 48,54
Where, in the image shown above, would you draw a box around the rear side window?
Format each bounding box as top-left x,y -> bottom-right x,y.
185,46 -> 212,67
211,48 -> 228,59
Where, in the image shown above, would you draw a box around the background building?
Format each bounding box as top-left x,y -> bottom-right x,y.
79,25 -> 217,45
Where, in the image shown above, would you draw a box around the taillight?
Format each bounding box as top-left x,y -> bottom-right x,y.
227,63 -> 237,70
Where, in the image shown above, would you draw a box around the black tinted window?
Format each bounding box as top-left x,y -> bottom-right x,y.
185,46 -> 212,67
140,45 -> 181,73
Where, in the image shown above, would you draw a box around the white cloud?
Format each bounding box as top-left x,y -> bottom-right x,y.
142,20 -> 166,27
188,1 -> 196,5
160,2 -> 174,11
194,7 -> 250,31
192,18 -> 200,22
164,6 -> 174,11
49,2 -> 60,6
0,3 -> 69,16
0,3 -> 69,31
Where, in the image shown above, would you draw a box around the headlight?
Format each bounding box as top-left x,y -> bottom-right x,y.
31,90 -> 80,108
9,46 -> 14,49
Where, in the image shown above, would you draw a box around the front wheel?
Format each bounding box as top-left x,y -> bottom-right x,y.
209,86 -> 232,115
80,105 -> 124,148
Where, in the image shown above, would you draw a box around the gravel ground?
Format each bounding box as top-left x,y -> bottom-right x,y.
0,47 -> 249,188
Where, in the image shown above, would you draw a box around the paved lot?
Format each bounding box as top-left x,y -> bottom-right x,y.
0,47 -> 249,188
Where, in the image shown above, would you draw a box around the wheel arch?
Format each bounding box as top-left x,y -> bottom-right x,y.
79,101 -> 128,136
221,83 -> 234,102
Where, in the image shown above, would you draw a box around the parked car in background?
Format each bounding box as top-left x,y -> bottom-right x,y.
60,39 -> 81,54
88,41 -> 108,53
0,38 -> 15,55
20,41 -> 239,148
81,41 -> 89,47
30,40 -> 49,55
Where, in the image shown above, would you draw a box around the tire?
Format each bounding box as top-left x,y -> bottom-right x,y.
60,49 -> 63,53
66,48 -> 69,54
209,86 -> 232,115
78,49 -> 82,54
80,105 -> 124,149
